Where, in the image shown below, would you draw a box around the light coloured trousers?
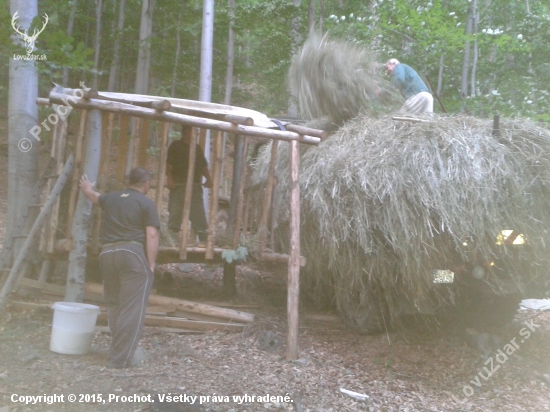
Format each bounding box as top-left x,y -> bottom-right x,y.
401,91 -> 434,114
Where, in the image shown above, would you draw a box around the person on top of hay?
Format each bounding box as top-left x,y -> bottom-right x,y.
79,167 -> 160,368
166,125 -> 213,247
384,58 -> 433,114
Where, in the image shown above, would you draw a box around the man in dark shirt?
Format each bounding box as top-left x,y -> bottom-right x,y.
385,58 -> 433,114
166,126 -> 213,246
80,167 -> 160,368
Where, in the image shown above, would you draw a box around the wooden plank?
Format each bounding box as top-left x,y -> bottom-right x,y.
258,140 -> 278,253
97,312 -> 245,332
155,122 -> 170,219
116,115 -> 130,182
206,131 -> 223,259
286,140 -> 301,360
232,138 -> 248,248
179,128 -> 198,260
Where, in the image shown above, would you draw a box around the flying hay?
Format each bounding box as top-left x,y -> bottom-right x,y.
252,115 -> 550,332
288,33 -> 401,124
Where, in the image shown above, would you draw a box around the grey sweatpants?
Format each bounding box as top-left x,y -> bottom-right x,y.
99,242 -> 153,368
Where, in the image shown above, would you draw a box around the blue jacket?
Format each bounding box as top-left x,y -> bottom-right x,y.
392,64 -> 430,100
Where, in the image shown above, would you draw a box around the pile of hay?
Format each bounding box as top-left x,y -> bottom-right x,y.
288,34 -> 401,124
252,115 -> 550,331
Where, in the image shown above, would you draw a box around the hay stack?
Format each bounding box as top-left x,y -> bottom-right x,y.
252,115 -> 550,331
288,34 -> 401,124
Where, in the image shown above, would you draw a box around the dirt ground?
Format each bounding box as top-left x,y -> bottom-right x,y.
2,123 -> 550,412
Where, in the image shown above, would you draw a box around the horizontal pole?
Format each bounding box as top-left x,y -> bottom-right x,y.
48,92 -> 321,145
285,123 -> 329,140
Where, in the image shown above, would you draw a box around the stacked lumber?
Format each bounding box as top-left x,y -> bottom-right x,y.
17,279 -> 254,333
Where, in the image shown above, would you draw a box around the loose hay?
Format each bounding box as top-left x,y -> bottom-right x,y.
252,114 -> 550,331
288,33 -> 401,124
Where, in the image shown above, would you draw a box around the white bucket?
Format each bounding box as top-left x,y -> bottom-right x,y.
50,302 -> 101,355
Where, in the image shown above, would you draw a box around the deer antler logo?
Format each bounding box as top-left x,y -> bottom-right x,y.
11,11 -> 49,55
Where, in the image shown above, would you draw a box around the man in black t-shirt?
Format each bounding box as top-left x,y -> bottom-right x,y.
166,126 -> 212,245
80,167 -> 160,368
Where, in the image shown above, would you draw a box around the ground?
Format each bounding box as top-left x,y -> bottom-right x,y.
1,118 -> 550,411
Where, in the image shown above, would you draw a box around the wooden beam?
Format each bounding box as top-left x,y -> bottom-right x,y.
171,106 -> 254,126
155,122 -> 170,219
48,93 -> 321,145
206,131 -> 223,260
233,138 -> 248,248
179,128 -> 198,260
285,124 -> 329,140
286,140 -> 301,360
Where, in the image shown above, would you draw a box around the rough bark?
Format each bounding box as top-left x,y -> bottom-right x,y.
8,0 -> 40,246
107,0 -> 126,92
65,110 -> 102,302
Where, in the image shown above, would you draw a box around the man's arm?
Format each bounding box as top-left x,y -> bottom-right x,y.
202,166 -> 213,188
79,174 -> 101,205
145,226 -> 159,272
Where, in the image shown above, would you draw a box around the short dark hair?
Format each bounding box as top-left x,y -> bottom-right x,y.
128,167 -> 152,186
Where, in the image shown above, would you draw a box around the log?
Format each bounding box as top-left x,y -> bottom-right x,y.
179,128 -> 198,260
286,140 -> 301,360
155,122 -> 170,219
206,131 -> 223,259
0,154 -> 75,311
392,116 -> 430,123
65,110 -> 102,302
233,138 -> 248,248
259,140 -> 278,253
48,93 -> 321,145
171,106 -> 254,126
58,87 -> 99,99
137,118 -> 150,167
97,312 -> 245,332
285,123 -> 329,140
86,282 -> 254,323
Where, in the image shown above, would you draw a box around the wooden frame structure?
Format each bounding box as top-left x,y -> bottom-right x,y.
32,87 -> 324,359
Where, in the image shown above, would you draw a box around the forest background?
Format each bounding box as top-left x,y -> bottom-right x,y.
1,0 -> 549,122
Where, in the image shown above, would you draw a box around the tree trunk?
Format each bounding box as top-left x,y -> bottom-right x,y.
135,0 -> 155,95
437,50 -> 445,97
199,0 -> 215,212
65,110 -> 102,302
318,0 -> 324,32
224,0 -> 235,106
288,0 -> 302,118
171,7 -> 183,97
107,0 -> 126,92
470,0 -> 479,98
92,0 -> 103,89
460,6 -> 473,99
308,0 -> 315,34
62,0 -> 78,86
8,0 -> 40,246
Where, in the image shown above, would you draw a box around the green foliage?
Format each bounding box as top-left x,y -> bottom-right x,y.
222,246 -> 248,264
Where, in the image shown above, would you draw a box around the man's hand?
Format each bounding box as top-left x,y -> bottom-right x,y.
80,174 -> 100,205
203,178 -> 213,189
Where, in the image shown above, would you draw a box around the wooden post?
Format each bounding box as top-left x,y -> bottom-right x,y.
155,122 -> 170,219
286,140 -> 300,360
0,154 -> 75,311
270,177 -> 279,251
179,128 -> 198,260
92,112 -> 114,252
206,131 -> 223,259
67,110 -> 88,232
65,110 -> 102,302
130,117 -> 142,170
138,118 -> 150,167
232,138 -> 248,249
258,140 -> 278,253
116,115 -> 130,182
242,192 -> 251,237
